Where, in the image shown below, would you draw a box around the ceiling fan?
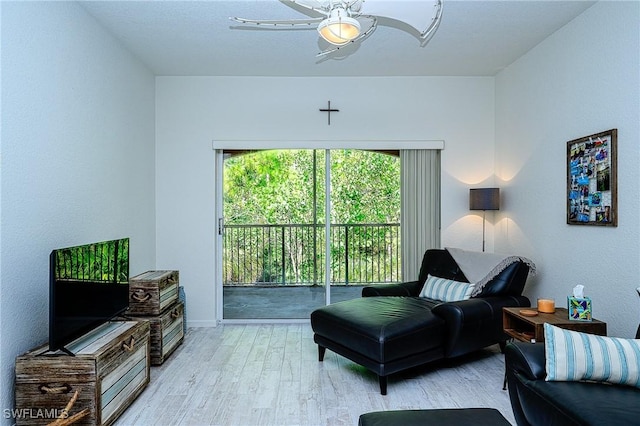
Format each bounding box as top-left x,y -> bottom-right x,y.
230,0 -> 443,57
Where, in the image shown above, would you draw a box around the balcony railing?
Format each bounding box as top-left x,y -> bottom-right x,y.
223,223 -> 400,286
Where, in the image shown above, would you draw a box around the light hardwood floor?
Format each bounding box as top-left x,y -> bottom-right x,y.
115,324 -> 516,425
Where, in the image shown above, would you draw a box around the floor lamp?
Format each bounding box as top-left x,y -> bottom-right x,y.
469,188 -> 500,252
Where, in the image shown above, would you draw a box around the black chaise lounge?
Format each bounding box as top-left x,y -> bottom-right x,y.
311,248 -> 534,394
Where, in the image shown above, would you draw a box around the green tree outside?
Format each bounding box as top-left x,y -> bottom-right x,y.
223,149 -> 400,285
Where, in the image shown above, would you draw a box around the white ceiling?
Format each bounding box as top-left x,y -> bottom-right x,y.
80,0 -> 596,77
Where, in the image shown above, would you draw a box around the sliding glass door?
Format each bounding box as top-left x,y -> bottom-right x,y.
329,149 -> 401,303
217,149 -> 400,320
220,149 -> 327,319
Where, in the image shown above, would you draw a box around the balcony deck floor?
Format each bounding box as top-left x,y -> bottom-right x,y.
223,285 -> 365,320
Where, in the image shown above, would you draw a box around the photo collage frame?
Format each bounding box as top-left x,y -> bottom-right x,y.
567,129 -> 617,226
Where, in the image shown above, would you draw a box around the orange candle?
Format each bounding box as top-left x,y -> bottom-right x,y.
537,298 -> 555,313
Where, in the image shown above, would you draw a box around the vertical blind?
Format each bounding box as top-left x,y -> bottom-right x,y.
400,149 -> 441,281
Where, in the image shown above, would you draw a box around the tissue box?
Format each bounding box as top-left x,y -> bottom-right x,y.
568,296 -> 592,321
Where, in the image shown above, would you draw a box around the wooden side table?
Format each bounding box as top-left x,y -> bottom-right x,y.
503,307 -> 607,343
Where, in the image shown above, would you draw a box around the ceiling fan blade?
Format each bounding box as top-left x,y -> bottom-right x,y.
361,0 -> 442,38
285,0 -> 366,16
230,16 -> 323,27
286,0 -> 331,15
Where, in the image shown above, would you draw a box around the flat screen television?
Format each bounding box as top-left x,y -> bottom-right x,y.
49,238 -> 130,354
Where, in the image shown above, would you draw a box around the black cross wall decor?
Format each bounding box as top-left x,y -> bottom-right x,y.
319,101 -> 339,125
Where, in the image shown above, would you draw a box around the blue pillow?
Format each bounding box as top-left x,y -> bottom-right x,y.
544,323 -> 640,388
419,274 -> 475,302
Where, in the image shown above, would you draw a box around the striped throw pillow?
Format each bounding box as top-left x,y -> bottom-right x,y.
544,323 -> 640,388
419,274 -> 475,302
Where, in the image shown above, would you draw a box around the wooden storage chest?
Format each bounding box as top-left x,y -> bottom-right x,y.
131,301 -> 184,365
128,270 -> 179,315
14,321 -> 150,426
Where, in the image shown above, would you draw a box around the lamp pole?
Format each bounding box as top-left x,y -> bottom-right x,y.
482,210 -> 486,252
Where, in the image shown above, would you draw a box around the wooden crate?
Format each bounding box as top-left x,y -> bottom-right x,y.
131,301 -> 184,365
128,270 -> 179,316
15,321 -> 150,426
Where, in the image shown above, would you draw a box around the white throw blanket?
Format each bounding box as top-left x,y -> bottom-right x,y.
445,247 -> 536,296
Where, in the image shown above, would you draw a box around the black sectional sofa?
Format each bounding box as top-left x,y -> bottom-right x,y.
505,341 -> 640,425
311,248 -> 532,394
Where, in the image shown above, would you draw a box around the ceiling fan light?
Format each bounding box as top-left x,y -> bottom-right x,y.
318,8 -> 360,45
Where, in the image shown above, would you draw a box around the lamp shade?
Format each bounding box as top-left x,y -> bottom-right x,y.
469,188 -> 500,211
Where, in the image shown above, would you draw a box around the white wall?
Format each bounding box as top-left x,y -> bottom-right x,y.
495,1 -> 640,338
0,2 -> 156,419
155,76 -> 496,326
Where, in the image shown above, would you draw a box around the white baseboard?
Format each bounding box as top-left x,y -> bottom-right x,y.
187,320 -> 218,328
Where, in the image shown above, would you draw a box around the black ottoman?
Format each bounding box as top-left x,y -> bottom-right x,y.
358,408 -> 511,426
310,297 -> 445,394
